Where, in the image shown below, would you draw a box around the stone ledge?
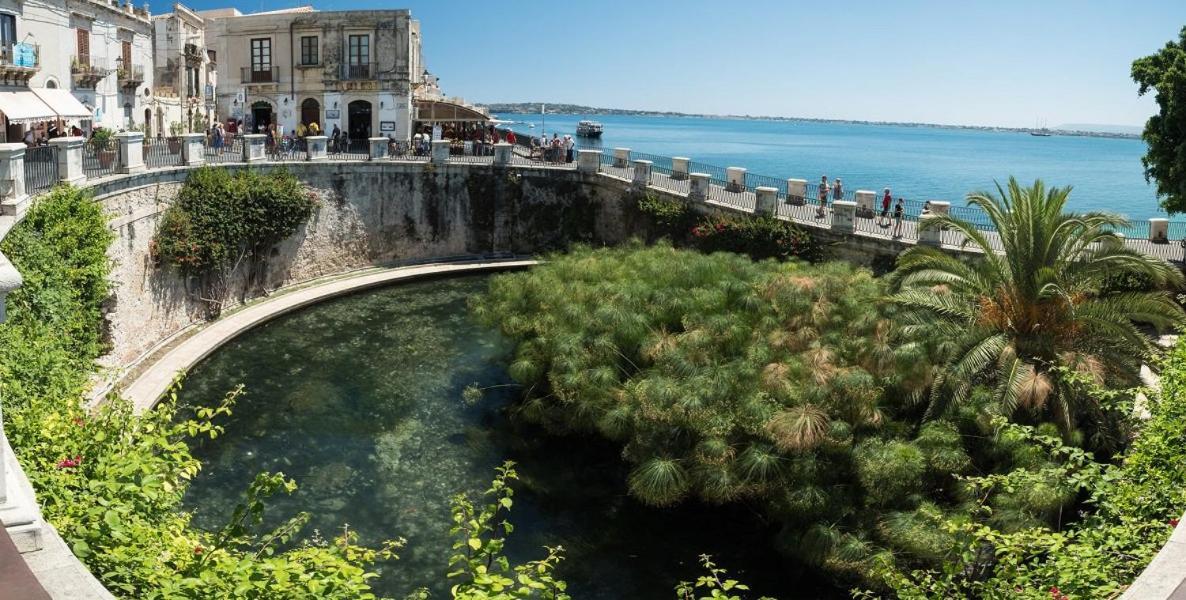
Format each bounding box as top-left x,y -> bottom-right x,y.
117,258 -> 537,412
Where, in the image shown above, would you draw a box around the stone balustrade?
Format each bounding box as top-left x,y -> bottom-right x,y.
754,186 -> 778,217
689,172 -> 711,201
832,200 -> 857,232
179,133 -> 205,167
116,132 -> 145,174
431,140 -> 450,165
726,167 -> 746,192
632,159 -> 652,189
242,134 -> 266,162
49,137 -> 86,184
493,143 -> 512,166
613,148 -> 630,168
787,178 -> 807,206
671,157 -> 690,181
578,150 -> 601,173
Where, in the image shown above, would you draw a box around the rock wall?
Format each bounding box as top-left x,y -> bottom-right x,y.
98,163 -> 650,369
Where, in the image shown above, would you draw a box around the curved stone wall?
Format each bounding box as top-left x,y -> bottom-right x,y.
95,162 -> 648,374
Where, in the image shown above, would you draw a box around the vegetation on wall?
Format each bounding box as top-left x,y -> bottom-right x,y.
636,193 -> 820,261
151,167 -> 316,313
0,186 -> 393,599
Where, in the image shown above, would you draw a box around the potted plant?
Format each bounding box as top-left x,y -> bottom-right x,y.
167,122 -> 184,154
91,128 -> 116,168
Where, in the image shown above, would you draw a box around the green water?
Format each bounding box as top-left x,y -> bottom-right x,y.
176,275 -> 841,599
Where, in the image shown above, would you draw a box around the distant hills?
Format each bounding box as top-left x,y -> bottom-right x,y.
1056,123 -> 1144,136
481,102 -> 1142,140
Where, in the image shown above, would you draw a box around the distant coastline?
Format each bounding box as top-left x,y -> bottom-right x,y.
481,102 -> 1142,140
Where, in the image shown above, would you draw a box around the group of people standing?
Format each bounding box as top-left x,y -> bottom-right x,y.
533,133 -> 575,163
816,174 -> 909,238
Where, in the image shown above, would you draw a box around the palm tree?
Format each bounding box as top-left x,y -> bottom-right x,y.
890,178 -> 1184,443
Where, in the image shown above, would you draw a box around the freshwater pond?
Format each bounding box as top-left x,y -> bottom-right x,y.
175,274 -> 843,598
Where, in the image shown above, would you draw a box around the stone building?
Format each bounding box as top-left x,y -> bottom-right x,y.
204,6 -> 423,142
150,2 -> 216,136
0,0 -> 154,140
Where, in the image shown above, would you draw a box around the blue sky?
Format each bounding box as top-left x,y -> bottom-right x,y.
164,0 -> 1186,128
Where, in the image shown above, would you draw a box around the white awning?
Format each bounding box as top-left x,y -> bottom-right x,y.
0,91 -> 56,125
32,88 -> 92,121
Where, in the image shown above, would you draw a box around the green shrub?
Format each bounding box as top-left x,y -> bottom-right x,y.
151,167 -> 315,276
635,193 -> 820,261
0,186 -> 391,599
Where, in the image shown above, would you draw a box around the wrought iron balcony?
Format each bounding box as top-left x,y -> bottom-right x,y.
341,63 -> 371,80
0,42 -> 38,85
71,54 -> 110,89
117,64 -> 144,88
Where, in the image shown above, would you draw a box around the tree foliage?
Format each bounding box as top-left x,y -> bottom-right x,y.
0,186 -> 392,599
1132,25 -> 1186,214
151,167 -> 315,276
889,178 -> 1184,451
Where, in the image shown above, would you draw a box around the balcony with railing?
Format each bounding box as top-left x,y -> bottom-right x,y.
240,66 -> 278,84
341,63 -> 371,80
71,54 -> 110,88
117,64 -> 144,88
184,42 -> 202,65
0,42 -> 38,85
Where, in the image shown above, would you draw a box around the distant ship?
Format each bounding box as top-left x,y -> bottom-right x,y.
576,120 -> 603,138
1030,118 -> 1052,137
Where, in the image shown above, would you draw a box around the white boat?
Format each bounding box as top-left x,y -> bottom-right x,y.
576,120 -> 603,138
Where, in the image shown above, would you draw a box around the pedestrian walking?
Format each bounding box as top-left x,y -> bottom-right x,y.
892,198 -> 905,238
879,188 -> 892,227
817,175 -> 829,218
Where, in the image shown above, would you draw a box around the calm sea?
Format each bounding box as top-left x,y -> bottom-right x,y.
503,114 -> 1164,222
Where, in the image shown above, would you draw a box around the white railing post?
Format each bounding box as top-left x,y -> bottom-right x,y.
115,131 -> 145,174
919,213 -> 943,245
854,190 -> 876,218
928,200 -> 951,216
179,133 -> 205,167
0,144 -> 28,217
1150,218 -> 1169,242
365,137 -> 385,161
0,252 -> 41,552
612,148 -> 630,168
242,134 -> 266,162
578,150 -> 601,173
786,178 -> 807,205
301,136 -> 326,161
671,157 -> 690,181
493,143 -> 512,166
49,136 -> 86,184
831,200 -> 856,232
431,140 -> 450,164
725,167 -> 746,192
632,159 -> 652,189
755,186 -> 779,217
689,172 -> 711,201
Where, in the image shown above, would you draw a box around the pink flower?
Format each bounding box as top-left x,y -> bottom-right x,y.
193,546 -> 204,555
1171,518 -> 1180,528
56,455 -> 83,469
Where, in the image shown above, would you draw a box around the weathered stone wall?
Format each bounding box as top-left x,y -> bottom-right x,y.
98,163 -> 650,368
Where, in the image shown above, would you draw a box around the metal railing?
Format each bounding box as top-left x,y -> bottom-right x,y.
341,64 -> 371,80
24,145 -> 57,194
144,137 -> 182,169
203,136 -> 243,163
82,139 -> 119,179
241,66 -> 279,83
19,136 -> 1186,263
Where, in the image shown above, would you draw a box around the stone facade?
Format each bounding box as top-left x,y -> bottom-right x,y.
150,3 -> 216,135
204,7 -> 421,142
0,0 -> 154,137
